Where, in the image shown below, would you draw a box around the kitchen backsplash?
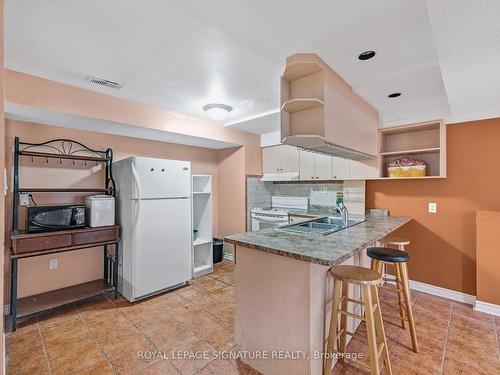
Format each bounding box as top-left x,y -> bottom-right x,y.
246,177 -> 272,231
246,177 -> 366,230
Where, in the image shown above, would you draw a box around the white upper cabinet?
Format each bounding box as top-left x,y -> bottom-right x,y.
299,150 -> 315,180
331,157 -> 350,180
299,150 -> 332,180
262,146 -> 282,173
315,154 -> 332,180
280,145 -> 300,172
262,145 -> 300,173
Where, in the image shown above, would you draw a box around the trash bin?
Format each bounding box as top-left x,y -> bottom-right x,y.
213,238 -> 223,263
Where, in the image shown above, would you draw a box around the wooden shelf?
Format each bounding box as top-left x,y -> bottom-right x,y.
282,61 -> 322,81
281,98 -> 324,113
19,188 -> 112,193
378,120 -> 446,179
16,279 -> 114,318
373,176 -> 446,180
379,147 -> 440,156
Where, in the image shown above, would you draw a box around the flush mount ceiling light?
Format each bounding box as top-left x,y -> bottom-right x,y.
358,50 -> 376,60
203,103 -> 233,121
388,92 -> 402,98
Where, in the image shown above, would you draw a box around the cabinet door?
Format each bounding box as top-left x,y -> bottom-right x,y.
299,150 -> 315,180
315,154 -> 332,180
331,157 -> 350,180
262,146 -> 282,173
280,145 -> 300,172
349,160 -> 379,179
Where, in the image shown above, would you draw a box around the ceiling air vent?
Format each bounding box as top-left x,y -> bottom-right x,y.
87,76 -> 125,90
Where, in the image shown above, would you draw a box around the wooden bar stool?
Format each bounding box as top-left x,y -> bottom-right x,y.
378,236 -> 410,251
367,244 -> 419,353
324,265 -> 392,375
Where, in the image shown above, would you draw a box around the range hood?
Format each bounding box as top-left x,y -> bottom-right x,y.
260,171 -> 300,182
282,135 -> 376,161
280,54 -> 379,160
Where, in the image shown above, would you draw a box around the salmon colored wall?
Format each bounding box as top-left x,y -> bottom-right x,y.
5,119 -> 221,298
476,211 -> 500,305
216,147 -> 247,237
5,70 -> 260,148
1,0 -> 5,368
367,118 -> 500,296
3,70 -> 262,301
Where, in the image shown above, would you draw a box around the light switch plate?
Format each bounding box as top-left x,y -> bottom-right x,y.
19,193 -> 30,206
49,259 -> 57,270
428,202 -> 437,213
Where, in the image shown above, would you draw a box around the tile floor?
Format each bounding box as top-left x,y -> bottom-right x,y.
6,260 -> 500,374
334,288 -> 500,375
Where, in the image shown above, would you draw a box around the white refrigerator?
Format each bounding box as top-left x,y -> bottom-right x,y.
114,156 -> 192,302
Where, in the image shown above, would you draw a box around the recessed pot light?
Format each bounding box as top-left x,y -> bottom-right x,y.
203,103 -> 233,121
358,50 -> 376,60
388,92 -> 401,98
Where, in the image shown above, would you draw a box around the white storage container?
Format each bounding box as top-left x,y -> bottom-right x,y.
85,195 -> 115,227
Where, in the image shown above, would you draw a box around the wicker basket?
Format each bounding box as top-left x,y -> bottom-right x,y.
387,158 -> 427,177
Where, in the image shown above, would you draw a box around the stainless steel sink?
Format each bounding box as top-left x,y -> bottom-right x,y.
280,216 -> 364,236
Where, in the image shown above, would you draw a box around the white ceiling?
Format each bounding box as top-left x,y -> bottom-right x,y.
5,1 -> 499,135
425,0 -> 500,124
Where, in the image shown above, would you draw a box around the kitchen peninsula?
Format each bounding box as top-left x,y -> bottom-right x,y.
225,214 -> 411,375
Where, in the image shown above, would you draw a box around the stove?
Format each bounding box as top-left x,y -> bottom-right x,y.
251,196 -> 308,231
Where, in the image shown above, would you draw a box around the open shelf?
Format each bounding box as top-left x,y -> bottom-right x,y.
378,120 -> 446,179
194,238 -> 212,246
16,279 -> 114,318
19,188 -> 112,193
375,176 -> 446,180
19,150 -> 110,163
192,175 -> 213,278
193,262 -> 212,278
281,98 -> 324,113
282,60 -> 323,81
379,147 -> 440,156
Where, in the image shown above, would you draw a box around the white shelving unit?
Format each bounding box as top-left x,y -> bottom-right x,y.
192,175 -> 213,278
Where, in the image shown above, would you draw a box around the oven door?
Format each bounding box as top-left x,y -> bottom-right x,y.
251,213 -> 289,231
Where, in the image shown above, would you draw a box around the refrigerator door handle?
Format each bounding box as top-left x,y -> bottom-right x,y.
131,163 -> 142,200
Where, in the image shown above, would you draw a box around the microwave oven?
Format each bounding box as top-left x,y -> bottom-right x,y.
27,205 -> 86,233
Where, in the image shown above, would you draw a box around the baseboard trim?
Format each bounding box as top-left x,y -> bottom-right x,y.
408,279 -> 476,305
474,300 -> 500,317
384,275 -> 476,306
222,251 -> 234,262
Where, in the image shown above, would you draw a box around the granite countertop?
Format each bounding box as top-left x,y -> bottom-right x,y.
224,215 -> 411,266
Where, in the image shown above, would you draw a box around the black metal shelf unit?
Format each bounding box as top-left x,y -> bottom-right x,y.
9,137 -> 119,332
12,137 -> 116,234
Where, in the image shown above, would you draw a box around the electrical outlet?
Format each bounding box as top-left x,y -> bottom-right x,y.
428,202 -> 437,213
49,259 -> 57,270
19,193 -> 30,206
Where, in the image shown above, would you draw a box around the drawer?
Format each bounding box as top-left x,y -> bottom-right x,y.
73,229 -> 117,246
15,234 -> 72,254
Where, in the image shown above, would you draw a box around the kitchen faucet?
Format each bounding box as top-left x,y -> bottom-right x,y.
335,201 -> 349,227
